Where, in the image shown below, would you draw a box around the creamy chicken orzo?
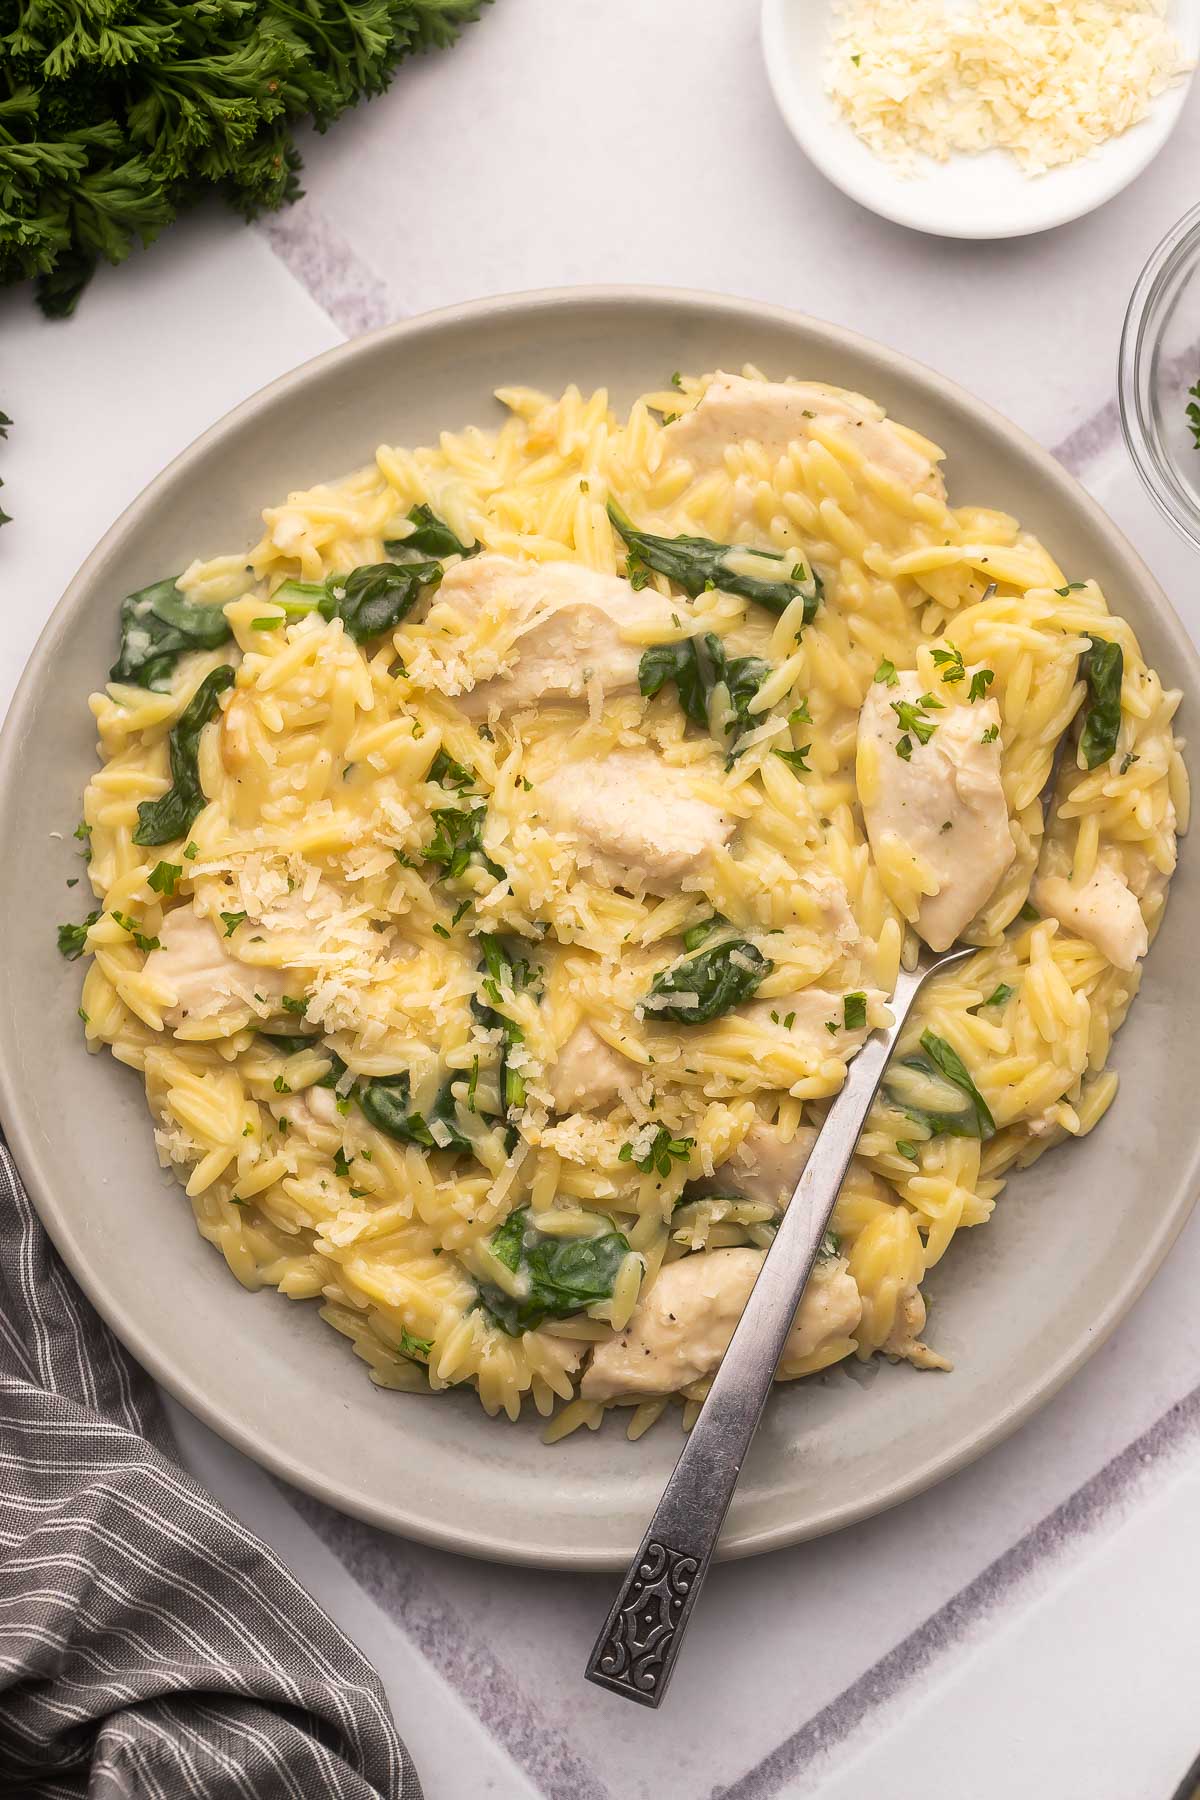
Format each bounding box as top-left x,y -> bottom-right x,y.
60,369 -> 1184,1439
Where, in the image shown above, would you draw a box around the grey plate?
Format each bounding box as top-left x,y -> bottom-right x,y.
1,289 -> 1197,1571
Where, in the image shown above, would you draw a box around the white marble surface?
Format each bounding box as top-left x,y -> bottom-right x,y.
4,3 -> 1200,1794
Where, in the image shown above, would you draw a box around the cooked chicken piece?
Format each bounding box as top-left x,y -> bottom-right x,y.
1035,855 -> 1148,972
549,1022 -> 632,1113
144,905 -> 293,1034
661,372 -> 944,498
741,985 -> 887,1060
539,750 -> 733,896
703,1120 -> 819,1208
581,1246 -> 861,1400
271,1082 -> 342,1148
858,671 -> 1015,951
437,555 -> 677,717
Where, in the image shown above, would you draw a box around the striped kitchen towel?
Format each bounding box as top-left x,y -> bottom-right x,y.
0,1137 -> 421,1800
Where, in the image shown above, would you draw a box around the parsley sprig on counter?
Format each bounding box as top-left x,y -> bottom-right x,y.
1,1 -> 490,318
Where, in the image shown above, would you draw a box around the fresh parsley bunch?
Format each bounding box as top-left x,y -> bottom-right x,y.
0,0 -> 487,317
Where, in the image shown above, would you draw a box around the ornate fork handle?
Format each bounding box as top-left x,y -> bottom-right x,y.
586,952 -> 966,1706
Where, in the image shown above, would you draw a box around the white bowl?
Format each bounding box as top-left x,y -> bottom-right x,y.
761,0 -> 1199,240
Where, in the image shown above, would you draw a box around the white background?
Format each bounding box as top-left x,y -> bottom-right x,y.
3,4 -> 1200,1796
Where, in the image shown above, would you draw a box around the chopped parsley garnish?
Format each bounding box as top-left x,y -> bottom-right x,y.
147,860 -> 182,896
843,991 -> 867,1030
427,747 -> 475,791
280,995 -> 307,1015
968,668 -> 994,702
619,1126 -> 694,1178
891,694 -> 941,748
930,643 -> 965,684
976,983 -> 1015,1010
219,911 -> 247,938
1119,752 -> 1140,774
896,1140 -> 918,1161
57,911 -> 100,960
111,910 -> 160,953
422,804 -> 504,882
773,745 -> 812,774
874,658 -> 899,687
981,724 -> 999,744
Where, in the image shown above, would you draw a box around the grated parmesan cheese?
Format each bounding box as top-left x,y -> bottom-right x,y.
826,0 -> 1192,175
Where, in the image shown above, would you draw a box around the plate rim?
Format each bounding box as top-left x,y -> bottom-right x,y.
2,282 -> 1198,1569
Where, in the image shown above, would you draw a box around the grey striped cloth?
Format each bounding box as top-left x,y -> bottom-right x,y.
0,1137 -> 421,1800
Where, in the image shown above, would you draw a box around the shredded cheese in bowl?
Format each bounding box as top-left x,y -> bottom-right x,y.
826,0 -> 1193,175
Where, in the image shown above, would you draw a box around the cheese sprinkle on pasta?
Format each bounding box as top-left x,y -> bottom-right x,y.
70,369 -> 1184,1440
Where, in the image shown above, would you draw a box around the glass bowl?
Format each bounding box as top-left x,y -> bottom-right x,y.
1119,200 -> 1200,554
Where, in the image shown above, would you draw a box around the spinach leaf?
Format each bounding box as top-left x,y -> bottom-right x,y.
110,575 -> 232,691
478,1208 -> 631,1336
644,938 -> 772,1024
132,665 -> 235,846
387,503 -> 479,561
258,1031 -> 318,1056
315,1048 -> 349,1090
274,559 -> 442,643
470,934 -> 530,1142
639,631 -> 771,759
57,910 -> 100,960
1079,636 -> 1123,770
609,501 -> 821,620
638,639 -> 710,728
321,560 -> 442,642
357,1071 -> 471,1152
682,912 -> 726,952
884,1029 -> 995,1140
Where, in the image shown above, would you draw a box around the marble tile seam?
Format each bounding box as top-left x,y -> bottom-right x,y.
250,195 -> 1126,482
712,1376 -> 1200,1800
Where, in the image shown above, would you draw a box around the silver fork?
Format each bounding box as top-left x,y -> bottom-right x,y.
585,669 -> 1079,1708
583,942 -> 973,1707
